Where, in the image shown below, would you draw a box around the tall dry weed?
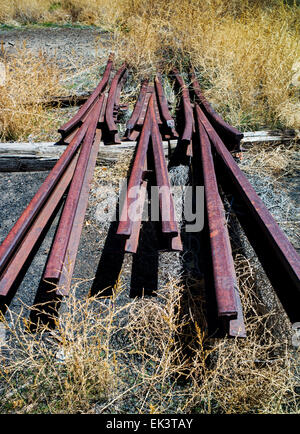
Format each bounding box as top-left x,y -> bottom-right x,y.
0,260 -> 298,414
0,0 -> 299,134
0,45 -> 65,140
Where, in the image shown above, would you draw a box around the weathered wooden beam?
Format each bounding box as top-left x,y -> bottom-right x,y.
0,141 -> 171,171
40,93 -> 91,107
241,129 -> 297,145
0,130 -> 297,172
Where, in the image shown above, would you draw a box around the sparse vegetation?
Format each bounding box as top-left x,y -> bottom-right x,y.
0,45 -> 66,141
0,0 -> 299,141
0,264 -> 299,414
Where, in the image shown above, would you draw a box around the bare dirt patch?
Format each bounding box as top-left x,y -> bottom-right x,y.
0,25 -> 110,66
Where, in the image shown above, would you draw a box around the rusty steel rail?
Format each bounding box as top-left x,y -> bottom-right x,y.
195,105 -> 246,335
0,153 -> 79,297
59,54 -> 114,137
124,159 -> 148,254
0,122 -> 89,276
172,69 -> 194,144
110,67 -> 128,144
149,94 -> 178,236
229,285 -> 247,337
197,103 -> 300,323
99,93 -> 108,124
190,71 -> 243,151
154,73 -> 179,141
105,63 -> 127,134
126,79 -> 149,132
118,92 -> 181,252
126,80 -> 177,142
154,73 -> 175,129
56,130 -> 101,296
114,70 -> 128,115
195,105 -> 238,317
44,96 -> 104,282
152,77 -> 179,140
117,97 -> 152,237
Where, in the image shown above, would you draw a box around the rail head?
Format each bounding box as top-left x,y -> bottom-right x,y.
190,70 -> 243,150
171,69 -> 194,142
58,54 -> 114,137
105,63 -> 127,134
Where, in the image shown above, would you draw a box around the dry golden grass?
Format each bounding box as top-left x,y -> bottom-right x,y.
241,142 -> 300,178
0,255 -> 298,414
0,45 -> 66,141
110,0 -> 300,130
0,0 -> 299,136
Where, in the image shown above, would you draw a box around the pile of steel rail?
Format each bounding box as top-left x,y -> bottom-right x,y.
167,69 -> 300,337
0,55 -> 299,338
118,76 -> 181,253
0,54 -> 127,300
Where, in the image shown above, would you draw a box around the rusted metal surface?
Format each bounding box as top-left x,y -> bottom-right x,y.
62,125 -> 80,145
105,63 -> 127,134
149,95 -> 178,236
117,97 -> 152,237
111,68 -> 128,144
56,130 -> 101,296
114,70 -> 128,115
155,73 -> 175,129
229,285 -> 246,337
99,94 -> 108,124
197,103 -> 300,323
62,103 -> 94,145
172,69 -> 194,143
154,73 -> 179,140
59,54 -> 113,137
44,96 -> 104,281
195,104 -> 238,318
126,80 -> 177,142
136,91 -> 152,127
191,71 -> 243,151
126,79 -> 149,131
0,121 -> 89,276
0,153 -> 79,297
124,160 -> 148,254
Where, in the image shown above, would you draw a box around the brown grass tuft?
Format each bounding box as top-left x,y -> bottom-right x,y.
0,45 -> 66,141
0,259 -> 298,414
0,1 -> 299,138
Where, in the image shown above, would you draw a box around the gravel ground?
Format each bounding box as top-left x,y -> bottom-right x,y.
0,146 -> 298,332
0,25 -> 110,66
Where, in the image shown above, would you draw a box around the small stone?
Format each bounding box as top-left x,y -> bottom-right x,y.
0,62 -> 6,86
0,323 -> 6,347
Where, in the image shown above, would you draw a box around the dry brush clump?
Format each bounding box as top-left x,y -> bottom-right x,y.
0,44 -> 111,141
111,0 -> 300,130
0,1 -> 299,132
0,45 -> 66,141
238,142 -> 300,249
0,258 -> 298,414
